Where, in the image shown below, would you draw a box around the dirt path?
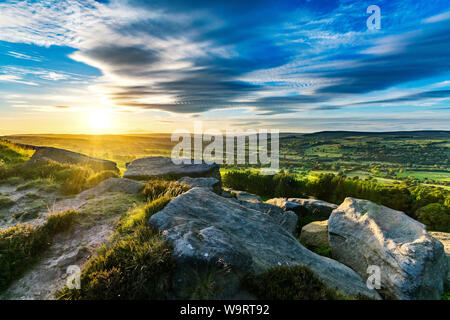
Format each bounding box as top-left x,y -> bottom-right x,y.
1,178 -> 144,300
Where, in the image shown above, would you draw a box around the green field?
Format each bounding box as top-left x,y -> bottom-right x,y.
3,130 -> 449,187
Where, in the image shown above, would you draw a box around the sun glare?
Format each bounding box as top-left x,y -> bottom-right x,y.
88,109 -> 112,133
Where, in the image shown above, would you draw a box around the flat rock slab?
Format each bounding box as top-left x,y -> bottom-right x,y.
177,177 -> 222,194
124,157 -> 221,181
49,178 -> 144,218
150,188 -> 380,300
300,220 -> 329,248
329,197 -> 448,300
236,201 -> 298,235
25,147 -> 118,172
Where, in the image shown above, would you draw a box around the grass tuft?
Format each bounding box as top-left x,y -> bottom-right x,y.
57,190 -> 176,300
143,179 -> 190,202
0,210 -> 78,292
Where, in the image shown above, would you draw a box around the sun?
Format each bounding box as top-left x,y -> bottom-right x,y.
88,109 -> 112,133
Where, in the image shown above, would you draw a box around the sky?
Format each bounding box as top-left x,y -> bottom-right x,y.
0,0 -> 449,134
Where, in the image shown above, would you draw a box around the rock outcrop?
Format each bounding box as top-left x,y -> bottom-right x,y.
177,177 -> 222,194
228,189 -> 262,203
49,178 -> 144,215
300,220 -> 329,248
328,197 -> 448,300
124,157 -> 221,181
25,147 -> 118,172
237,201 -> 298,235
430,231 -> 450,286
149,188 -> 380,300
267,198 -> 337,218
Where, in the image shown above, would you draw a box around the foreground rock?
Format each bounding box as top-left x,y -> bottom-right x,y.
237,201 -> 298,235
430,231 -> 450,286
25,147 -> 118,172
328,197 -> 448,300
150,188 -> 380,299
300,220 -> 329,248
177,177 -> 222,194
124,156 -> 221,181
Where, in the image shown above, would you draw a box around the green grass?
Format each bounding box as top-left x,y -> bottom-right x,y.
0,140 -> 34,167
57,192 -> 176,300
56,178 -> 195,300
0,210 -> 78,292
396,170 -> 450,182
142,179 -> 191,202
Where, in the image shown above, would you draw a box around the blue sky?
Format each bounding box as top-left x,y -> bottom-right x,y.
0,0 -> 449,134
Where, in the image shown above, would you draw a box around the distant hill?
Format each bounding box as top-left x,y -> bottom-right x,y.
300,130 -> 450,139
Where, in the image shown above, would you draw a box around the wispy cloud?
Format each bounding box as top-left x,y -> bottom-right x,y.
0,74 -> 38,85
0,0 -> 449,131
6,51 -> 42,61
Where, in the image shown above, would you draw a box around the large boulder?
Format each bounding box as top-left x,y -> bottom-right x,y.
25,147 -> 118,172
237,201 -> 298,235
430,231 -> 450,286
123,156 -> 221,181
177,177 -> 222,195
300,220 -> 329,248
328,197 -> 448,300
149,188 -> 380,300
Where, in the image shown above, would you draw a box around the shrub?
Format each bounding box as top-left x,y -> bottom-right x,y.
242,265 -> 350,300
143,180 -> 190,202
0,210 -> 77,292
0,196 -> 15,208
416,203 -> 450,232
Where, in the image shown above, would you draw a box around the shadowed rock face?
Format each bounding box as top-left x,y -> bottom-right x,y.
26,147 -> 118,172
430,231 -> 450,286
149,188 -> 380,300
123,157 -> 221,181
267,198 -> 337,218
329,197 -> 448,300
300,220 -> 329,248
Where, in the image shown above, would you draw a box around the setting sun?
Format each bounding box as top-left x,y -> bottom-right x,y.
88,109 -> 112,133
